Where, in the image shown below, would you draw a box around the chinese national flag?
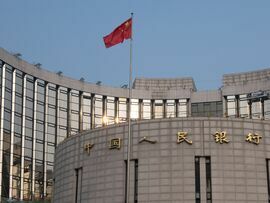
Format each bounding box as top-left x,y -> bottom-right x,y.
103,18 -> 132,48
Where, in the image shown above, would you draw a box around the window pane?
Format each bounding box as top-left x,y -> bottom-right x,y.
227,96 -> 236,117
166,100 -> 175,118
264,99 -> 270,120
142,100 -> 151,119
94,95 -> 103,128
118,98 -> 127,123
251,101 -> 261,119
239,95 -> 249,118
105,97 -> 115,125
154,100 -> 163,119
191,101 -> 222,117
82,93 -> 91,130
178,99 -> 187,117
130,99 -> 139,119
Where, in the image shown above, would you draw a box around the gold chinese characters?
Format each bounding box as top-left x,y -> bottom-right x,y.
83,131 -> 263,154
84,143 -> 94,155
246,133 -> 262,145
177,131 -> 192,145
213,131 -> 229,144
109,138 -> 121,149
139,136 -> 157,144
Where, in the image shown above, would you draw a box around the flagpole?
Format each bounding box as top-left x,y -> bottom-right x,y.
126,12 -> 133,203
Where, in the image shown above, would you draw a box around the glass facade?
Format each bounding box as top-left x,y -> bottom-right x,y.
2,65 -> 13,199
191,101 -> 223,117
225,94 -> 270,120
0,56 -> 269,201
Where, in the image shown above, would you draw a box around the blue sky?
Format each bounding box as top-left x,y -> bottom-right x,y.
0,0 -> 269,90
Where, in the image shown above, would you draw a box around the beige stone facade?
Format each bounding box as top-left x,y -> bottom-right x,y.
53,118 -> 270,203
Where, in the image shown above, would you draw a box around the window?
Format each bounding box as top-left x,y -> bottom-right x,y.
75,167 -> 83,203
166,100 -> 175,118
195,156 -> 212,203
195,157 -> 200,203
94,95 -> 103,128
118,98 -> 127,123
48,84 -> 57,106
264,99 -> 270,120
125,159 -> 138,203
82,93 -> 91,130
191,101 -> 222,117
239,94 -> 249,118
106,96 -> 115,125
58,87 -> 68,139
226,96 -> 236,117
70,90 -> 79,134
178,99 -> 188,117
130,99 -> 139,120
251,101 -> 261,119
154,100 -> 163,119
142,100 -> 151,119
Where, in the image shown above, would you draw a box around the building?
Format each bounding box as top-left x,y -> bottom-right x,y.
0,47 -> 269,202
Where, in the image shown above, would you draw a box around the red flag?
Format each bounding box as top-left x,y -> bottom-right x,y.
103,18 -> 132,48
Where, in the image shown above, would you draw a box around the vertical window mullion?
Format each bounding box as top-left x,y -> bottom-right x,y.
91,94 -> 95,129
151,99 -> 154,119
9,69 -> 16,198
20,73 -> 26,200
163,99 -> 166,118
31,78 -> 37,199
115,97 -> 119,123
175,99 -> 179,117
103,96 -> 107,126
43,82 -> 48,199
67,88 -> 71,137
79,91 -> 83,132
55,85 -> 59,145
0,64 -> 6,198
1,65 -> 14,198
261,99 -> 265,120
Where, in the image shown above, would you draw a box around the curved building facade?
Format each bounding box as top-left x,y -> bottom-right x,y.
53,118 -> 270,203
0,47 -> 269,201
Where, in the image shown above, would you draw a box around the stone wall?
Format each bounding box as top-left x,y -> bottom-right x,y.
53,117 -> 270,203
